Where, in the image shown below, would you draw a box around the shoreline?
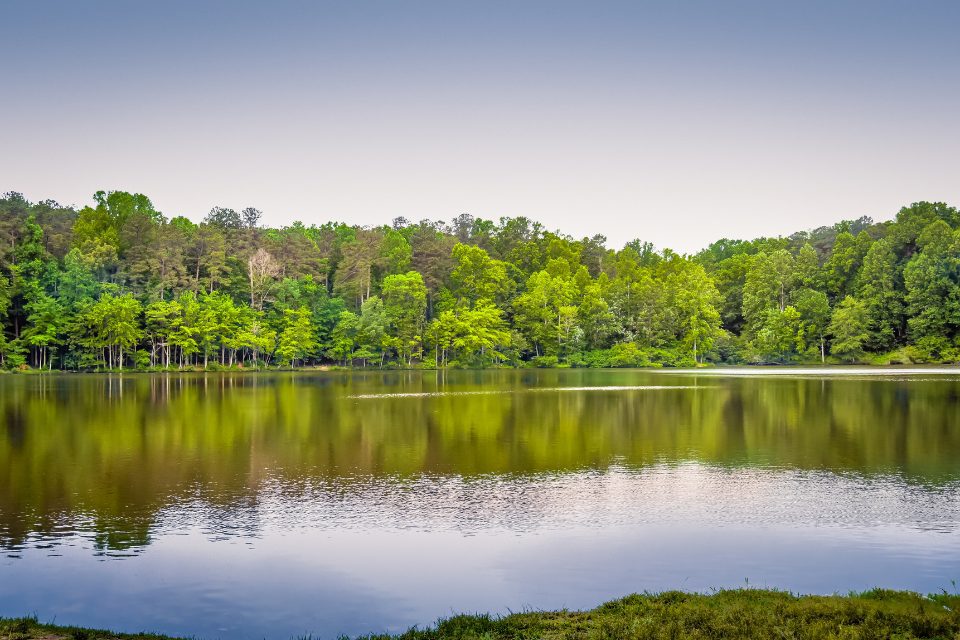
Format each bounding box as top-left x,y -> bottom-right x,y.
3,362 -> 960,376
4,589 -> 959,639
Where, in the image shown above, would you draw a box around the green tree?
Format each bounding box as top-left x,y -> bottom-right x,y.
334,228 -> 385,307
145,299 -> 183,368
81,293 -> 143,369
829,296 -> 870,362
512,270 -> 576,358
450,243 -> 510,307
577,278 -> 615,351
671,262 -> 722,364
356,296 -> 389,366
824,231 -> 870,299
752,306 -> 802,363
792,288 -> 831,362
22,285 -> 63,369
382,271 -> 428,364
903,221 -> 960,349
431,302 -> 510,366
328,311 -> 359,365
856,238 -> 903,351
742,252 -> 780,337
170,291 -> 201,368
233,310 -> 275,366
794,243 -> 821,288
277,307 -> 317,367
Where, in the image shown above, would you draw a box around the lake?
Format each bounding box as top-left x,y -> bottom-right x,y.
1,368 -> 959,639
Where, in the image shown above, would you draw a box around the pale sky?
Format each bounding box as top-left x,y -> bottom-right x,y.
2,0 -> 958,252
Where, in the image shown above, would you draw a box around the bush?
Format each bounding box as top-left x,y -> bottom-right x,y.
905,337 -> 960,363
531,355 -> 559,368
709,331 -> 748,364
868,348 -> 915,365
608,342 -> 653,367
134,349 -> 151,369
649,347 -> 695,368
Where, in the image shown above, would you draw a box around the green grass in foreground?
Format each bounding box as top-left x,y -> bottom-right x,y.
2,589 -> 959,640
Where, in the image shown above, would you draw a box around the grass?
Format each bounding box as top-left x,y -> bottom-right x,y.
3,589 -> 959,640
0,617 -> 175,640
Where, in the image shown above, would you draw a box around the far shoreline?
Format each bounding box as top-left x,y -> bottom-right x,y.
2,362 -> 959,376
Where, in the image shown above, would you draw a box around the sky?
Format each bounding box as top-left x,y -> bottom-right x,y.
2,0 -> 959,253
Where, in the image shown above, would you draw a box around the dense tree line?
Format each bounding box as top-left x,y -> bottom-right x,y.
1,190 -> 959,370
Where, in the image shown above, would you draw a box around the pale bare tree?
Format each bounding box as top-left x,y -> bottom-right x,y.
247,247 -> 280,310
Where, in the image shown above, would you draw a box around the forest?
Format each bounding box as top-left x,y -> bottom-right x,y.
1,190 -> 959,370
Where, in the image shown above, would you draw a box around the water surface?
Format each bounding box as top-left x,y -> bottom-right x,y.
1,369 -> 959,638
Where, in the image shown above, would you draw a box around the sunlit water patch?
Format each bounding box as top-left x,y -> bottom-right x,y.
347,385 -> 710,398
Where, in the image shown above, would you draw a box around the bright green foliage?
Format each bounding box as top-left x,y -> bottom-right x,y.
577,278 -> 615,350
513,270 -> 577,358
605,342 -> 653,367
751,306 -> 802,363
794,243 -> 820,288
277,307 -> 317,367
195,291 -> 242,367
380,228 -> 412,275
356,296 -> 389,366
429,302 -> 510,366
829,296 -> 870,362
79,293 -> 143,370
21,285 -> 64,369
450,243 -> 510,307
792,288 -> 831,361
328,310 -> 360,365
169,291 -> 200,367
144,299 -> 183,367
59,249 -> 101,305
3,190 -> 960,368
232,312 -> 276,366
382,271 -> 427,363
742,252 -> 782,336
670,262 -> 722,363
15,215 -> 47,271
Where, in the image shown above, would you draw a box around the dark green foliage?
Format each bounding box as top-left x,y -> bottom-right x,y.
1,190 -> 960,369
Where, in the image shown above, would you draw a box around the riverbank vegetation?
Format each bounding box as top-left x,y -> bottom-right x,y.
2,191 -> 960,370
3,589 -> 959,639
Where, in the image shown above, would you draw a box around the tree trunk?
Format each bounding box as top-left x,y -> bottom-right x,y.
249,264 -> 256,308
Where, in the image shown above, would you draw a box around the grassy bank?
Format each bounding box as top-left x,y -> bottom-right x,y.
3,589 -> 959,640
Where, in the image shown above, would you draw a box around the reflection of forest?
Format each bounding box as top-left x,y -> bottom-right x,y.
1,371 -> 959,550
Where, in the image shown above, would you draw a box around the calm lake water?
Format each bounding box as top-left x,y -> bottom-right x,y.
2,368 -> 960,639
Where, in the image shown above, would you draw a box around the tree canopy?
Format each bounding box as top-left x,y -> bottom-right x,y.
1,190 -> 959,369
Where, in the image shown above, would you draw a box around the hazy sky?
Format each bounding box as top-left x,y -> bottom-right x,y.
3,0 -> 959,252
